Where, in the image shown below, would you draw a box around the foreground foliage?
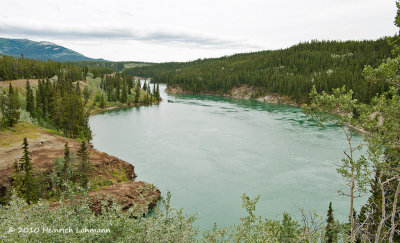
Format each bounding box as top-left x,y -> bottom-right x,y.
1,190 -> 350,242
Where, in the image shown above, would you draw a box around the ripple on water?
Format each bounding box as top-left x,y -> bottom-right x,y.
89,85 -> 367,231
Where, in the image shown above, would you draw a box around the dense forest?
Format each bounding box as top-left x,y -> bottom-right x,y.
0,55 -> 84,81
71,60 -> 154,78
0,55 -> 160,139
124,39 -> 392,103
1,2 -> 400,241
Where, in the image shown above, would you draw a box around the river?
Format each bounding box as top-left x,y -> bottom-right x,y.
89,84 -> 365,231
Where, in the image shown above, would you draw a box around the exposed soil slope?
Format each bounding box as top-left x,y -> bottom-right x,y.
166,85 -> 300,106
0,122 -> 160,211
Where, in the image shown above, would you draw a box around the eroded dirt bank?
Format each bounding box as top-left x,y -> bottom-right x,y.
166,85 -> 301,106
0,122 -> 160,211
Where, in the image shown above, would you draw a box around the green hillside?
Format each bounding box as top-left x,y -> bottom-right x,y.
124,39 -> 393,103
0,38 -> 104,62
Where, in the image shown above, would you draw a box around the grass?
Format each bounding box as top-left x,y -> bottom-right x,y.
112,169 -> 129,183
90,169 -> 129,190
0,122 -> 42,148
90,176 -> 114,190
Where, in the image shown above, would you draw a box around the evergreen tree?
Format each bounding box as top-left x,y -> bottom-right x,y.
75,81 -> 81,97
4,83 -> 20,127
77,141 -> 91,188
83,86 -> 91,105
325,202 -> 337,243
121,81 -> 127,103
25,80 -> 35,116
0,91 -> 7,126
11,159 -> 23,197
20,137 -> 38,204
280,212 -> 300,242
45,79 -> 52,116
61,142 -> 70,188
135,80 -> 141,104
115,78 -> 120,101
127,77 -> 132,95
36,79 -> 46,117
99,94 -> 105,108
83,65 -> 88,77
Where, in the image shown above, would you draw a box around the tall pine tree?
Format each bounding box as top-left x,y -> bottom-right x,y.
77,141 -> 91,188
25,80 -> 34,116
5,83 -> 20,127
134,80 -> 141,104
11,159 -> 23,197
20,137 -> 38,204
325,202 -> 337,243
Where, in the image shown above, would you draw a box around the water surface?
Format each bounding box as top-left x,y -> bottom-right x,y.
89,84 -> 365,230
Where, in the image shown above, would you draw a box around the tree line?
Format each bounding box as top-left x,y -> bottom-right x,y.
124,39 -> 392,103
99,73 -> 161,106
0,55 -> 161,139
0,55 -> 85,82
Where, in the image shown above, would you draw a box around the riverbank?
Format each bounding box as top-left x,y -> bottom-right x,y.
0,77 -> 162,213
89,100 -> 161,115
166,85 -> 301,107
0,122 -> 160,212
166,85 -> 370,135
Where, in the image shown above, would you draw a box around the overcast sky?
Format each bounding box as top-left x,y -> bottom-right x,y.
1,0 -> 398,62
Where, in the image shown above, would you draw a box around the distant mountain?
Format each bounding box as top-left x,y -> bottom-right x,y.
0,38 -> 106,62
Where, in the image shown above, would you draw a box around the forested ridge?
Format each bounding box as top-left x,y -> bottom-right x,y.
0,55 -> 160,139
0,55 -> 85,81
124,39 -> 392,103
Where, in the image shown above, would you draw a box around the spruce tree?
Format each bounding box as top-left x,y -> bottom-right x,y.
36,79 -> 46,117
25,80 -> 34,116
325,202 -> 337,243
83,86 -> 91,105
99,94 -> 105,108
135,80 -> 141,104
45,79 -> 52,115
121,81 -> 127,103
5,83 -> 20,127
127,77 -> 132,95
115,78 -> 120,101
20,137 -> 37,204
76,81 -> 81,97
77,141 -> 91,188
11,159 -> 23,197
0,91 -> 6,126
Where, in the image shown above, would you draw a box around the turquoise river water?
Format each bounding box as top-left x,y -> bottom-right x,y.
89,84 -> 365,231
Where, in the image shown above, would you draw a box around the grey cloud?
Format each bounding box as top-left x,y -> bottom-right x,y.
0,23 -> 260,49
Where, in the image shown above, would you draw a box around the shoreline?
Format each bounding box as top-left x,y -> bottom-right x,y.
165,85 -> 302,107
165,85 -> 368,135
0,121 -> 161,212
89,100 -> 161,115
